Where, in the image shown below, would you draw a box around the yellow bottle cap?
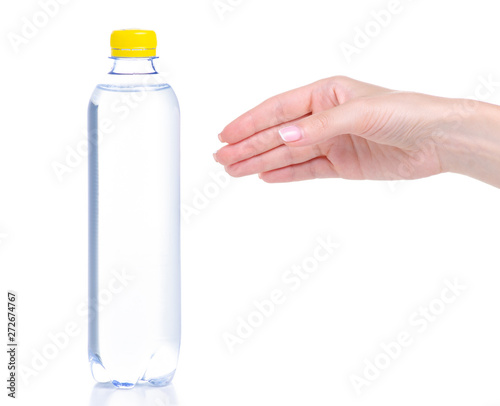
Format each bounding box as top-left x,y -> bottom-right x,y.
110,29 -> 157,58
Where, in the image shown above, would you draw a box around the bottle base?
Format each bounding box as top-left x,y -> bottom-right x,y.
89,352 -> 177,389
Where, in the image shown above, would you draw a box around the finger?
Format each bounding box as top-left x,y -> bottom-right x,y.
258,157 -> 339,183
277,100 -> 367,147
215,114 -> 310,166
219,79 -> 329,145
225,144 -> 322,178
219,76 -> 389,145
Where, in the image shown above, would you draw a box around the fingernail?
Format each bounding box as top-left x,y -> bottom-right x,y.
213,151 -> 219,162
218,133 -> 223,142
279,125 -> 303,142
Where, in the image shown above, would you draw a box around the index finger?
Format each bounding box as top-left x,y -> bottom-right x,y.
219,80 -> 322,144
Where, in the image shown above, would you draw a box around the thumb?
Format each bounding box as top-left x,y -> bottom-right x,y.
278,100 -> 364,147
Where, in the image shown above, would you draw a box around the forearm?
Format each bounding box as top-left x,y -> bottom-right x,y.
438,99 -> 500,188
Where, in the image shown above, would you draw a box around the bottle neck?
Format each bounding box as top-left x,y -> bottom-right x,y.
109,57 -> 158,75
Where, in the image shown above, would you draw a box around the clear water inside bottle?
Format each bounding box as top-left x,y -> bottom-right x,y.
88,79 -> 180,388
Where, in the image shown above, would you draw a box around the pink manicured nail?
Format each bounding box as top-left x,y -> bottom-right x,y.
279,126 -> 303,142
213,151 -> 219,162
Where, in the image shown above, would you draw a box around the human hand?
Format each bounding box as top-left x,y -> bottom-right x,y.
214,76 -> 500,187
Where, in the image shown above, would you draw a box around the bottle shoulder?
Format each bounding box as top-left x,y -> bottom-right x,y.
89,72 -> 178,107
96,71 -> 171,89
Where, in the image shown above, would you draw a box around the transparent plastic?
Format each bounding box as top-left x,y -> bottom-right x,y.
88,56 -> 180,388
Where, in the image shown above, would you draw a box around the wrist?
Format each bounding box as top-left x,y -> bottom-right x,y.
437,98 -> 500,187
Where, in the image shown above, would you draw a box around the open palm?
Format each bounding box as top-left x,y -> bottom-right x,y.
215,76 -> 446,183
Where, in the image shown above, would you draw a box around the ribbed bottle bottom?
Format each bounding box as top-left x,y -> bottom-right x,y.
89,351 -> 177,389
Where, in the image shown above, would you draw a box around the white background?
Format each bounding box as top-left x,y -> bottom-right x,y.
1,0 -> 500,405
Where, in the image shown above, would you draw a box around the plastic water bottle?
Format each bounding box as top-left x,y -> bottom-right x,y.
87,29 -> 180,388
